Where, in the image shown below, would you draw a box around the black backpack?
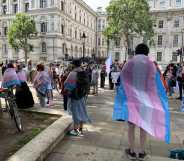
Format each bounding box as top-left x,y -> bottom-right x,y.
71,71 -> 90,100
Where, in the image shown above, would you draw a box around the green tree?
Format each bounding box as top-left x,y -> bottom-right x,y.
8,13 -> 37,64
104,0 -> 154,60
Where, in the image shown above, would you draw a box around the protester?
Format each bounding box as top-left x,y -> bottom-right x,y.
176,63 -> 183,100
91,65 -> 99,95
100,64 -> 106,88
154,61 -> 168,92
16,64 -> 27,83
33,64 -> 51,107
60,65 -> 73,111
64,59 -> 91,136
1,63 -> 20,89
27,60 -> 33,82
1,63 -> 7,76
109,66 -> 114,90
15,64 -> 34,109
46,64 -> 54,106
86,64 -> 92,93
164,64 -> 176,96
113,44 -> 170,160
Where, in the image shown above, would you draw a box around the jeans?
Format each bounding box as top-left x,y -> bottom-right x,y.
63,95 -> 68,111
37,92 -> 46,107
168,80 -> 174,96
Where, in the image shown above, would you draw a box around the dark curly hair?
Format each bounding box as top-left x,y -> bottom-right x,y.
36,64 -> 44,71
135,43 -> 149,56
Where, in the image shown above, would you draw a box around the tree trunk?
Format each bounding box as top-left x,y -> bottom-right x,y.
107,38 -> 110,56
24,39 -> 28,65
24,48 -> 28,65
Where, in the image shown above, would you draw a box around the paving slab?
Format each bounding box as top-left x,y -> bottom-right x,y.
44,87 -> 184,161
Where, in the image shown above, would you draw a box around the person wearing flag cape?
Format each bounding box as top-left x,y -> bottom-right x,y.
113,44 -> 170,160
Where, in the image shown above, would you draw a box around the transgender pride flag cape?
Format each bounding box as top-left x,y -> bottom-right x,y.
2,68 -> 20,88
113,55 -> 170,143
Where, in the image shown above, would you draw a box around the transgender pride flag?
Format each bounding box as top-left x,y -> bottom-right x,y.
113,55 -> 170,143
105,53 -> 112,74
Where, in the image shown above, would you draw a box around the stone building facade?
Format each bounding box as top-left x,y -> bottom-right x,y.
148,0 -> 184,65
96,7 -> 125,62
96,7 -> 108,59
97,0 -> 184,65
0,0 -> 97,62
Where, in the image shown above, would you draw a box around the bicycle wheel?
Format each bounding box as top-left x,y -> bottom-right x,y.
8,99 -> 23,132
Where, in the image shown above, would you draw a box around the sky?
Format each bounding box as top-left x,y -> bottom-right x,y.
84,0 -> 110,11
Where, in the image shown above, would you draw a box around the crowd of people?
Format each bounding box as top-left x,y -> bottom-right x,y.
0,59 -> 109,137
1,43 -> 184,160
163,63 -> 184,100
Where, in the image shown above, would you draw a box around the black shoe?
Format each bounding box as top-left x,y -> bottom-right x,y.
138,152 -> 147,161
176,97 -> 182,100
125,149 -> 137,160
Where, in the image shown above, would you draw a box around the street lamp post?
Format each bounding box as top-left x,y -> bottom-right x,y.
81,32 -> 87,62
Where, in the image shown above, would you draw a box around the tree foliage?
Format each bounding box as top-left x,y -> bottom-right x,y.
104,0 -> 154,58
8,13 -> 37,63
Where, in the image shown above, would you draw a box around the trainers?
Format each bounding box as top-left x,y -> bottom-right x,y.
68,130 -> 79,136
125,149 -> 137,160
78,129 -> 84,137
138,152 -> 147,161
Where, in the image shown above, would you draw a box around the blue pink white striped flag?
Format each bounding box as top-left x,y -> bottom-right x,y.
113,55 -> 170,143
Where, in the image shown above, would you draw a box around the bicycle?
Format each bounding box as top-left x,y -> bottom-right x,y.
0,88 -> 23,132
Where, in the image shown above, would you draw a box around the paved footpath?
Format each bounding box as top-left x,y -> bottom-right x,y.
42,87 -> 184,161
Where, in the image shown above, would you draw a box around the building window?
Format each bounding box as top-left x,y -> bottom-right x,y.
173,35 -> 179,47
2,44 -> 7,54
51,0 -> 54,5
98,51 -> 101,57
158,20 -> 164,28
32,0 -> 35,8
75,30 -> 77,39
42,42 -> 47,53
61,1 -> 64,11
61,24 -> 64,34
98,19 -> 101,31
174,19 -> 180,27
40,0 -> 47,8
102,20 -> 105,30
157,52 -> 162,62
115,38 -> 120,47
160,0 -> 166,7
172,52 -> 178,61
102,38 -> 105,46
115,52 -> 120,60
157,35 -> 163,46
176,0 -> 181,6
98,38 -> 101,46
2,5 -> 7,14
13,4 -> 18,13
25,3 -> 29,12
70,28 -> 72,37
41,22 -> 47,33
3,27 -> 7,36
